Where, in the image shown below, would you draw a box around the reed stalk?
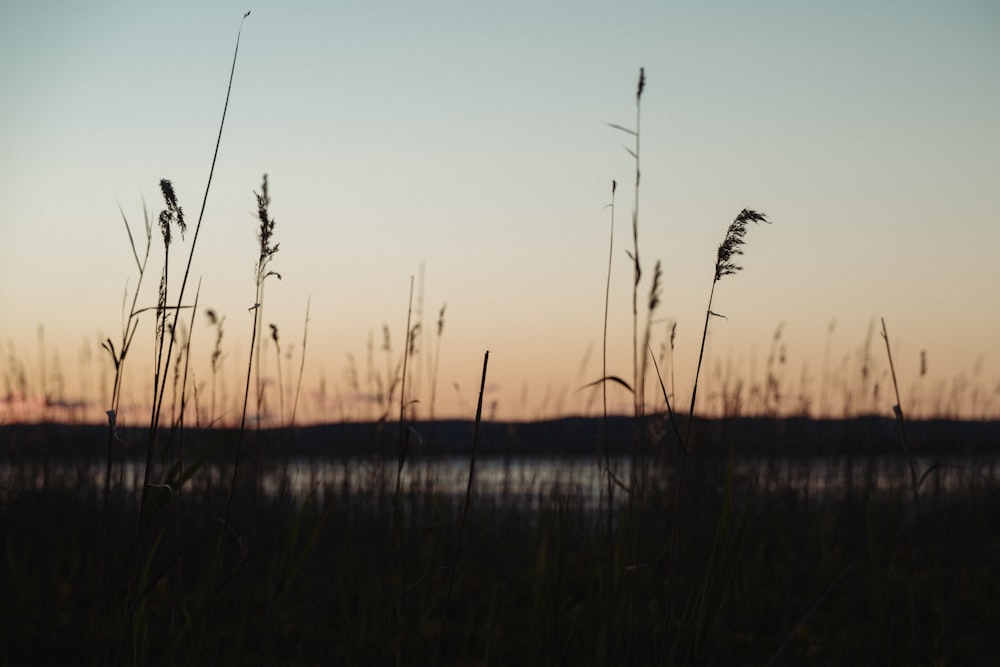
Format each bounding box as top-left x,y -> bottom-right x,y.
289,298 -> 311,428
270,324 -> 285,428
392,276 -> 416,667
434,350 -> 489,666
116,21 -> 250,648
428,303 -> 446,444
92,201 -> 151,650
664,208 -> 769,642
880,317 -> 920,514
221,173 -> 280,578
141,10 -> 250,507
605,67 -> 647,663
601,182 -> 617,518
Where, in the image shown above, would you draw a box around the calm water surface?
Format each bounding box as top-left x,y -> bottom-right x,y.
3,455 -> 996,506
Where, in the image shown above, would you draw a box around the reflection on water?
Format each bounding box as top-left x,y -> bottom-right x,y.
2,455 -> 997,506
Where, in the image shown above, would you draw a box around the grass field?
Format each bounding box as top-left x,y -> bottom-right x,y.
1,418 -> 998,665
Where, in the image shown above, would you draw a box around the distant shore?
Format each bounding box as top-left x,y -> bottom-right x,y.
2,415 -> 997,460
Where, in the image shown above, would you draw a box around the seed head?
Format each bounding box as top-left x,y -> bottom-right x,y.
647,260 -> 662,312
715,209 -> 769,282
254,174 -> 281,284
437,303 -> 446,337
158,179 -> 186,243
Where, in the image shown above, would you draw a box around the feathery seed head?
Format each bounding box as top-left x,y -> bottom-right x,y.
647,260 -> 663,312
158,178 -> 186,241
253,174 -> 281,284
437,303 -> 447,337
715,208 -> 769,282
158,210 -> 172,246
637,67 -> 646,100
409,323 -> 421,356
159,179 -> 177,210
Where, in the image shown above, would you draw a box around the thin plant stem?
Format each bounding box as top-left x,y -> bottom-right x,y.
271,324 -> 284,428
428,303 -> 446,445
685,280 -> 717,444
221,171 -> 280,580
434,350 -> 489,667
631,69 -> 644,421
665,208 -> 769,644
220,296 -> 259,576
881,317 -> 920,514
600,179 -> 618,665
134,19 -> 250,618
289,298 -> 311,428
143,11 -> 249,490
170,281 -> 200,633
392,276 -> 415,667
93,204 -> 150,645
602,180 -> 617,521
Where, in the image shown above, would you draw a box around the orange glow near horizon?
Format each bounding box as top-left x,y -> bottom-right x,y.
2,318 -> 998,427
2,4 -> 999,427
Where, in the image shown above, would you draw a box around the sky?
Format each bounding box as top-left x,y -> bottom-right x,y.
1,1 -> 999,425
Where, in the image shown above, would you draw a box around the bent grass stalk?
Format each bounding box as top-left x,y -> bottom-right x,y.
663,208 -> 770,643
880,317 -> 920,514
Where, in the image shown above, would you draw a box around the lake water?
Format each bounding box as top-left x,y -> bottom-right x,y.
2,454 -> 996,506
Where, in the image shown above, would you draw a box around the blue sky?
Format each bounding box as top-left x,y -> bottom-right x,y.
2,1 -> 999,422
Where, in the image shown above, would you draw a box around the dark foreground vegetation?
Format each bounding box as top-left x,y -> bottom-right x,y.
1,418 -> 998,665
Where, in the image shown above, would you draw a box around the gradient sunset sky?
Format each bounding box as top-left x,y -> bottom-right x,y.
2,1 -> 998,423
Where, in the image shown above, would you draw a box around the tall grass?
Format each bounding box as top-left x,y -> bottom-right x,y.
221,172 -> 281,582
596,68 -> 777,660
392,276 -> 416,667
98,12 -> 250,661
434,350 -> 489,666
881,317 -> 920,514
657,208 -> 769,643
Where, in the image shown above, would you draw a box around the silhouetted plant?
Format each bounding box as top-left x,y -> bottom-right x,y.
221,173 -> 281,579
608,67 -> 647,420
204,308 -> 227,426
661,208 -> 770,646
881,317 -> 921,514
690,208 -> 770,433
